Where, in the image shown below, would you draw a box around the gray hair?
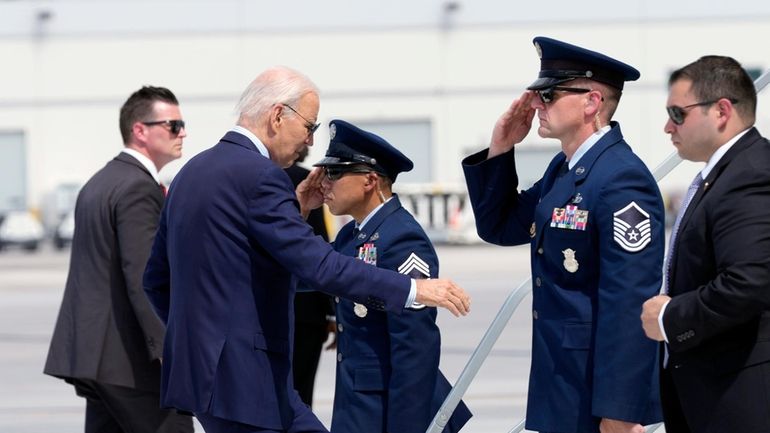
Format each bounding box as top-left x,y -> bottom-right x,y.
235,66 -> 319,122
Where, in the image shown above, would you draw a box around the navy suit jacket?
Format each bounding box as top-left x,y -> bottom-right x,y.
463,123 -> 663,433
663,127 -> 770,432
144,131 -> 410,430
330,196 -> 471,433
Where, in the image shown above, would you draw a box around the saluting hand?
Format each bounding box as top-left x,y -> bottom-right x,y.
296,167 -> 325,218
415,279 -> 471,317
488,91 -> 537,159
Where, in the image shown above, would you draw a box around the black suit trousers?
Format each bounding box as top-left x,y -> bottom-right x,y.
72,378 -> 193,433
292,322 -> 328,406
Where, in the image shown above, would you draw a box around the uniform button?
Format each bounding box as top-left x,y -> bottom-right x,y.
535,277 -> 542,287
533,310 -> 539,320
537,248 -> 544,255
337,353 -> 342,362
337,324 -> 344,333
334,296 -> 340,303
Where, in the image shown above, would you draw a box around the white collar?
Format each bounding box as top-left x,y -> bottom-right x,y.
568,125 -> 611,169
701,128 -> 751,180
356,197 -> 393,232
231,125 -> 270,159
121,148 -> 160,184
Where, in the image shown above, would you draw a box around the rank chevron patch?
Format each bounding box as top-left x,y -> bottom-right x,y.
613,201 -> 651,252
399,252 -> 430,310
398,252 -> 430,278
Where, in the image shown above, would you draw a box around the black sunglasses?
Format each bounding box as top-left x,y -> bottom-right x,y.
323,167 -> 373,181
536,86 -> 592,104
142,119 -> 186,135
666,98 -> 739,125
282,104 -> 320,135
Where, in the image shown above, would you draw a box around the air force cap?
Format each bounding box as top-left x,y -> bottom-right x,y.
527,36 -> 640,91
314,119 -> 413,181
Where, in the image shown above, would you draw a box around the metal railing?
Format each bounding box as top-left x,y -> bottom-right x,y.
426,69 -> 770,433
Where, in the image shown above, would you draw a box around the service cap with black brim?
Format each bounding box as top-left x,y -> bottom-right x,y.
527,36 -> 640,91
314,120 -> 413,182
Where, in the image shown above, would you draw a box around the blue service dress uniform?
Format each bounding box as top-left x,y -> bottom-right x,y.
329,195 -> 471,433
463,122 -> 663,433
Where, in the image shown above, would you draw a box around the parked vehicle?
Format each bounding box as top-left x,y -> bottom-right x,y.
53,210 -> 75,250
0,211 -> 45,251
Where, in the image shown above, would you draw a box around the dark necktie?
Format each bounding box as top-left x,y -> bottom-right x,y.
558,160 -> 569,177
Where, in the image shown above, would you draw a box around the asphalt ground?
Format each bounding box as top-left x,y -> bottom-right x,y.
0,242 -> 664,433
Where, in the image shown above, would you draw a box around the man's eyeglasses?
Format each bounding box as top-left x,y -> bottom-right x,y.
142,119 -> 186,135
666,99 -> 739,125
323,167 -> 373,182
282,104 -> 320,135
536,86 -> 592,104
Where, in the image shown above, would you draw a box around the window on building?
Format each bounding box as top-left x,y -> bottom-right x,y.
0,131 -> 27,212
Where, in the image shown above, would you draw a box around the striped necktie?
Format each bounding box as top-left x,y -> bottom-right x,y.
664,172 -> 703,294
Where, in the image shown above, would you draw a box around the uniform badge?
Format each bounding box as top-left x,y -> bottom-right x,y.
353,303 -> 368,318
398,252 -> 430,278
564,205 -> 577,229
613,201 -> 652,252
550,207 -> 565,227
398,253 -> 430,310
575,210 -> 589,231
357,243 -> 377,265
329,123 -> 337,139
370,232 -> 379,241
529,222 -> 536,238
562,248 -> 579,273
571,193 -> 583,204
576,166 -> 586,175
552,205 -> 588,230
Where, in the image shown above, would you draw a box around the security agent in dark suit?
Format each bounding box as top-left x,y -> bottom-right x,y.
285,149 -> 336,408
462,37 -> 664,433
313,120 -> 471,433
641,56 -> 770,433
143,66 -> 470,433
44,86 -> 192,433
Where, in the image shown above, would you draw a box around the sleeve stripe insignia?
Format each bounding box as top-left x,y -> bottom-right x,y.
612,201 -> 652,252
397,252 -> 430,277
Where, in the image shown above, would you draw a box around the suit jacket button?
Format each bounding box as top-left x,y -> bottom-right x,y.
537,248 -> 544,255
535,277 -> 542,287
335,296 -> 340,303
337,353 -> 342,362
533,310 -> 539,320
338,324 -> 344,333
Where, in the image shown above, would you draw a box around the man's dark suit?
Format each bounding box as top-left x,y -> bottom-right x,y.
663,127 -> 770,433
44,152 -> 191,432
285,163 -> 334,407
144,131 -> 411,432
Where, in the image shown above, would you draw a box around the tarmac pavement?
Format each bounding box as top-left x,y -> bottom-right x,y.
0,242 -> 661,433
